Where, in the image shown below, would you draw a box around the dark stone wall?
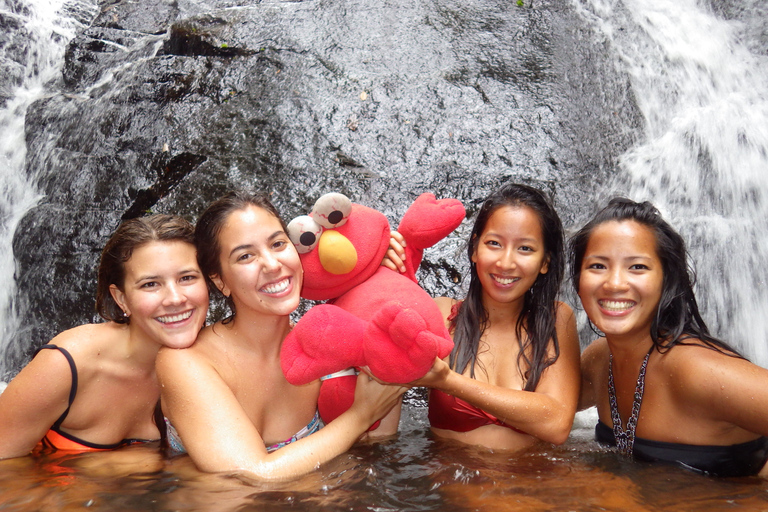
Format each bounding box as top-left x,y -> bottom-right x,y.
6,0 -> 641,373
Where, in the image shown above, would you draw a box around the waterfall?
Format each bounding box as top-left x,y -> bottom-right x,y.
3,0 -> 767,374
0,0 -> 97,375
573,0 -> 768,366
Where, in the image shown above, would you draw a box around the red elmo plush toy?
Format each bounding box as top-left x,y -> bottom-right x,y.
280,192 -> 465,427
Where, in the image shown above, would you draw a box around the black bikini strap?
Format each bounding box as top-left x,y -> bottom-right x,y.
34,344 -> 78,429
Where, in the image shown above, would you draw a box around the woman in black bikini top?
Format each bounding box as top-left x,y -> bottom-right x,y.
0,215 -> 209,458
572,198 -> 768,477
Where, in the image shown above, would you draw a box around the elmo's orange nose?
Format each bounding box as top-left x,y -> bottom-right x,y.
318,230 -> 357,274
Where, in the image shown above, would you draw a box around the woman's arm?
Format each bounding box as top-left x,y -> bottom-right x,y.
362,397 -> 402,438
419,303 -> 581,445
157,348 -> 405,482
0,340 -> 76,459
578,338 -> 606,411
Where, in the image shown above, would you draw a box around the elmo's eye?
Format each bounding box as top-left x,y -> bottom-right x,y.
310,193 -> 352,229
287,216 -> 323,254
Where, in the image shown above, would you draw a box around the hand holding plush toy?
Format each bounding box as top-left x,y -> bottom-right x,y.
280,192 -> 465,427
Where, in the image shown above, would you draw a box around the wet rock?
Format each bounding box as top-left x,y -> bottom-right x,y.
7,0 -> 642,369
163,16 -> 254,57
0,11 -> 27,106
63,27 -> 163,90
123,152 -> 208,219
94,0 -> 179,35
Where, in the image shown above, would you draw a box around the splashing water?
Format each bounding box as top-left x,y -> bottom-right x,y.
0,0 -> 97,374
573,0 -> 768,366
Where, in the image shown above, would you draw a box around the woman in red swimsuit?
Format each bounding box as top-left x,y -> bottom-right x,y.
387,184 -> 580,451
0,215 -> 209,458
575,198 -> 768,476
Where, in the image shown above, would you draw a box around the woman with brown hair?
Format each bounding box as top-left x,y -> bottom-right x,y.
0,215 -> 208,458
386,183 -> 580,451
157,191 -> 405,481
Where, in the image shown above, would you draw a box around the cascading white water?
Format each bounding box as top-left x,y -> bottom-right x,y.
3,0 -> 766,377
573,0 -> 768,366
0,0 -> 97,375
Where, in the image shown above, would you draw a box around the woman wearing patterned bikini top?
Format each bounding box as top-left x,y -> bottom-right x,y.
574,198 -> 768,476
386,184 -> 580,451
156,191 -> 406,482
0,215 -> 209,459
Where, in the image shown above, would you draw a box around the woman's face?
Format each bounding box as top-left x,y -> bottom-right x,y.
578,220 -> 664,343
472,205 -> 549,308
110,240 -> 208,349
213,205 -> 302,318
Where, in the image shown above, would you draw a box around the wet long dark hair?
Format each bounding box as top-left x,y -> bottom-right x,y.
450,183 -> 565,391
569,197 -> 742,357
96,214 -> 196,324
194,191 -> 286,321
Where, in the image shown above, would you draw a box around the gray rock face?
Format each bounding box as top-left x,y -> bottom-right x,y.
6,0 -> 641,372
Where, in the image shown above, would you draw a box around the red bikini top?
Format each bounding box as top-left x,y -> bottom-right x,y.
429,301 -> 524,434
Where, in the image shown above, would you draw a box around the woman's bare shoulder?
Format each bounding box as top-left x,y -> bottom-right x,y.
660,341 -> 752,385
554,301 -> 576,327
47,322 -> 124,355
554,300 -> 574,316
581,337 -> 609,369
433,296 -> 458,308
659,341 -> 768,427
157,322 -> 227,365
434,296 -> 458,316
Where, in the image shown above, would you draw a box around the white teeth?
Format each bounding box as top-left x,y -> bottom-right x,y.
157,310 -> 193,323
261,278 -> 290,294
493,275 -> 519,285
600,300 -> 635,312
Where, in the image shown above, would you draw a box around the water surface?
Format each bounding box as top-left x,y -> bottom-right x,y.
1,406 -> 766,511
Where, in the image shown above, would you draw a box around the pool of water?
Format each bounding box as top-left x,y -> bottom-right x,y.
2,404 -> 767,512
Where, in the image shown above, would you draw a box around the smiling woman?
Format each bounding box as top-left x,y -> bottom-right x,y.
156,191 -> 406,482
109,240 -> 209,350
577,220 -> 664,344
0,215 -> 208,459
385,183 -> 580,453
574,198 -> 768,477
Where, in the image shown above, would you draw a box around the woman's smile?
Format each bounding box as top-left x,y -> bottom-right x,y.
491,274 -> 521,286
597,299 -> 637,314
156,309 -> 195,324
472,205 -> 549,308
578,220 -> 663,342
259,276 -> 293,295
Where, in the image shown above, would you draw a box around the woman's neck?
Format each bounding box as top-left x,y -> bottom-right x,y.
482,294 -> 525,330
605,332 -> 655,365
228,309 -> 293,357
123,323 -> 162,371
